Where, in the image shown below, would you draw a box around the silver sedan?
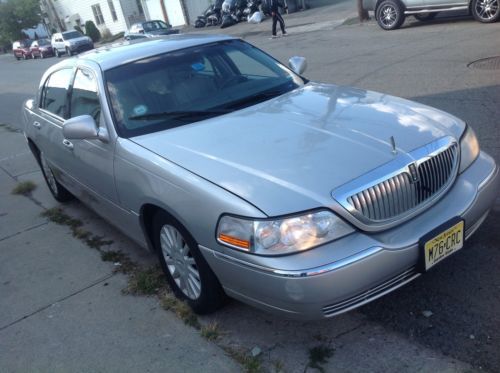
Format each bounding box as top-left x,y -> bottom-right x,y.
22,35 -> 499,320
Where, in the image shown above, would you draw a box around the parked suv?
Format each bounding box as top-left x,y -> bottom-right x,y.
51,30 -> 94,57
124,20 -> 179,40
364,0 -> 500,30
12,40 -> 32,60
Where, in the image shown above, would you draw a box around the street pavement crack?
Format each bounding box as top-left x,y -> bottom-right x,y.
0,221 -> 48,242
0,273 -> 116,331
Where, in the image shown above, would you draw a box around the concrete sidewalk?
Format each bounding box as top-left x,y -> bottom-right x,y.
182,0 -> 357,38
0,125 -> 240,372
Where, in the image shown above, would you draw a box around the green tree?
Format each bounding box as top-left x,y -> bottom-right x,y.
0,0 -> 40,41
84,20 -> 101,42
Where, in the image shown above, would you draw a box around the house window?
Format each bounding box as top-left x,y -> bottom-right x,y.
91,4 -> 105,25
136,0 -> 144,15
108,0 -> 117,22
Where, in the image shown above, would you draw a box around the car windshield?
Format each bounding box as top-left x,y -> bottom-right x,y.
38,39 -> 50,46
63,31 -> 82,40
105,39 -> 305,137
143,21 -> 170,31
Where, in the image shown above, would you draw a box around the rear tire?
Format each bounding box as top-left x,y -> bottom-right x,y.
471,0 -> 500,23
376,0 -> 405,30
153,211 -> 226,314
39,151 -> 73,202
66,47 -> 72,56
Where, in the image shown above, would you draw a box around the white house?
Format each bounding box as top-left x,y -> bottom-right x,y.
41,0 -> 190,36
42,0 -> 147,36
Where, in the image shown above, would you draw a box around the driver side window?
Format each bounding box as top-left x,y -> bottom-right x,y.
70,68 -> 101,124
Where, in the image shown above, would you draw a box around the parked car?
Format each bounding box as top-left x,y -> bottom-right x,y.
30,39 -> 54,59
124,20 -> 180,40
22,35 -> 499,320
12,40 -> 32,60
363,0 -> 500,30
51,30 -> 94,57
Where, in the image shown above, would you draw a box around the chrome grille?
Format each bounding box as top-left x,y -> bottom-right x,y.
346,143 -> 458,222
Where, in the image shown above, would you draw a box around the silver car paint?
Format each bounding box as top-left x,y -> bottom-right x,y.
131,83 -> 465,219
363,0 -> 469,11
22,36 -> 499,319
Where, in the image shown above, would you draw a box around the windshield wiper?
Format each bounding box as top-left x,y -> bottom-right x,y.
221,89 -> 287,110
128,110 -> 228,121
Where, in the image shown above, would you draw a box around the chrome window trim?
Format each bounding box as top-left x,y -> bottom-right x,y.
332,136 -> 459,230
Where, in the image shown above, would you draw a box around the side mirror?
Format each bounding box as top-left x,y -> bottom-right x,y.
139,29 -> 145,34
288,56 -> 307,75
63,115 -> 99,140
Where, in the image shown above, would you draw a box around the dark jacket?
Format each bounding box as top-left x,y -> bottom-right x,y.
266,0 -> 287,13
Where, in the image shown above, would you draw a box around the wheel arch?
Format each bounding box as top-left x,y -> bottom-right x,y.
375,0 -> 406,14
139,202 -> 194,254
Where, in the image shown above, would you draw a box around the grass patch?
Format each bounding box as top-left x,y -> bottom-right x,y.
42,207 -> 82,229
160,292 -> 200,329
222,346 -> 262,373
41,207 -> 114,251
124,266 -> 164,295
0,123 -> 21,133
12,181 -> 37,196
308,344 -> 334,372
201,321 -> 220,341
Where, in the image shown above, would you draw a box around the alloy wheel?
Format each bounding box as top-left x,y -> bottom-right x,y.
380,5 -> 398,27
40,154 -> 58,195
475,0 -> 499,20
159,224 -> 202,300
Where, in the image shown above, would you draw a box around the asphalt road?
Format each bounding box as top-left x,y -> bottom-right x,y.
0,13 -> 499,372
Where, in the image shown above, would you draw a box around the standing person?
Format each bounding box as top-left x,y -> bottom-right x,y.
267,0 -> 288,38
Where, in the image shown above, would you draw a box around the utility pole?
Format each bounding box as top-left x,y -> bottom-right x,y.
45,0 -> 65,31
357,0 -> 369,21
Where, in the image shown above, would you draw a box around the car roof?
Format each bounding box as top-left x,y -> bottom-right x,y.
77,34 -> 236,71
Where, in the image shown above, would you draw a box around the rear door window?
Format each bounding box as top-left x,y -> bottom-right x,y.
40,68 -> 73,119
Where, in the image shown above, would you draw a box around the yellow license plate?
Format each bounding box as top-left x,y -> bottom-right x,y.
424,220 -> 464,270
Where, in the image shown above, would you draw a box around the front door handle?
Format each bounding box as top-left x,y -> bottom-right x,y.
62,139 -> 74,150
32,121 -> 41,129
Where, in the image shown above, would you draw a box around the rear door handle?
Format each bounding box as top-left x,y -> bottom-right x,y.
62,139 -> 74,150
32,121 -> 41,129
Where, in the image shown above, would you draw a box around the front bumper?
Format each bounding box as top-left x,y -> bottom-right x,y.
201,151 -> 499,320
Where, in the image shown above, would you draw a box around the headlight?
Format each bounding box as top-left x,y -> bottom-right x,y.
216,210 -> 354,256
459,125 -> 480,173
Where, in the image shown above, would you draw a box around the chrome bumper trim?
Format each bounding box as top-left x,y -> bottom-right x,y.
322,267 -> 420,317
201,245 -> 383,278
405,6 -> 468,14
478,164 -> 498,191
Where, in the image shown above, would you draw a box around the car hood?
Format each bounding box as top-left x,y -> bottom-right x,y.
130,83 -> 465,216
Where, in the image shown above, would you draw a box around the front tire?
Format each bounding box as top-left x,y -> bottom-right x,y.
66,47 -> 72,56
55,48 -> 60,58
472,0 -> 500,23
153,211 -> 226,314
22,53 -> 28,60
376,0 -> 405,30
39,152 -> 73,202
